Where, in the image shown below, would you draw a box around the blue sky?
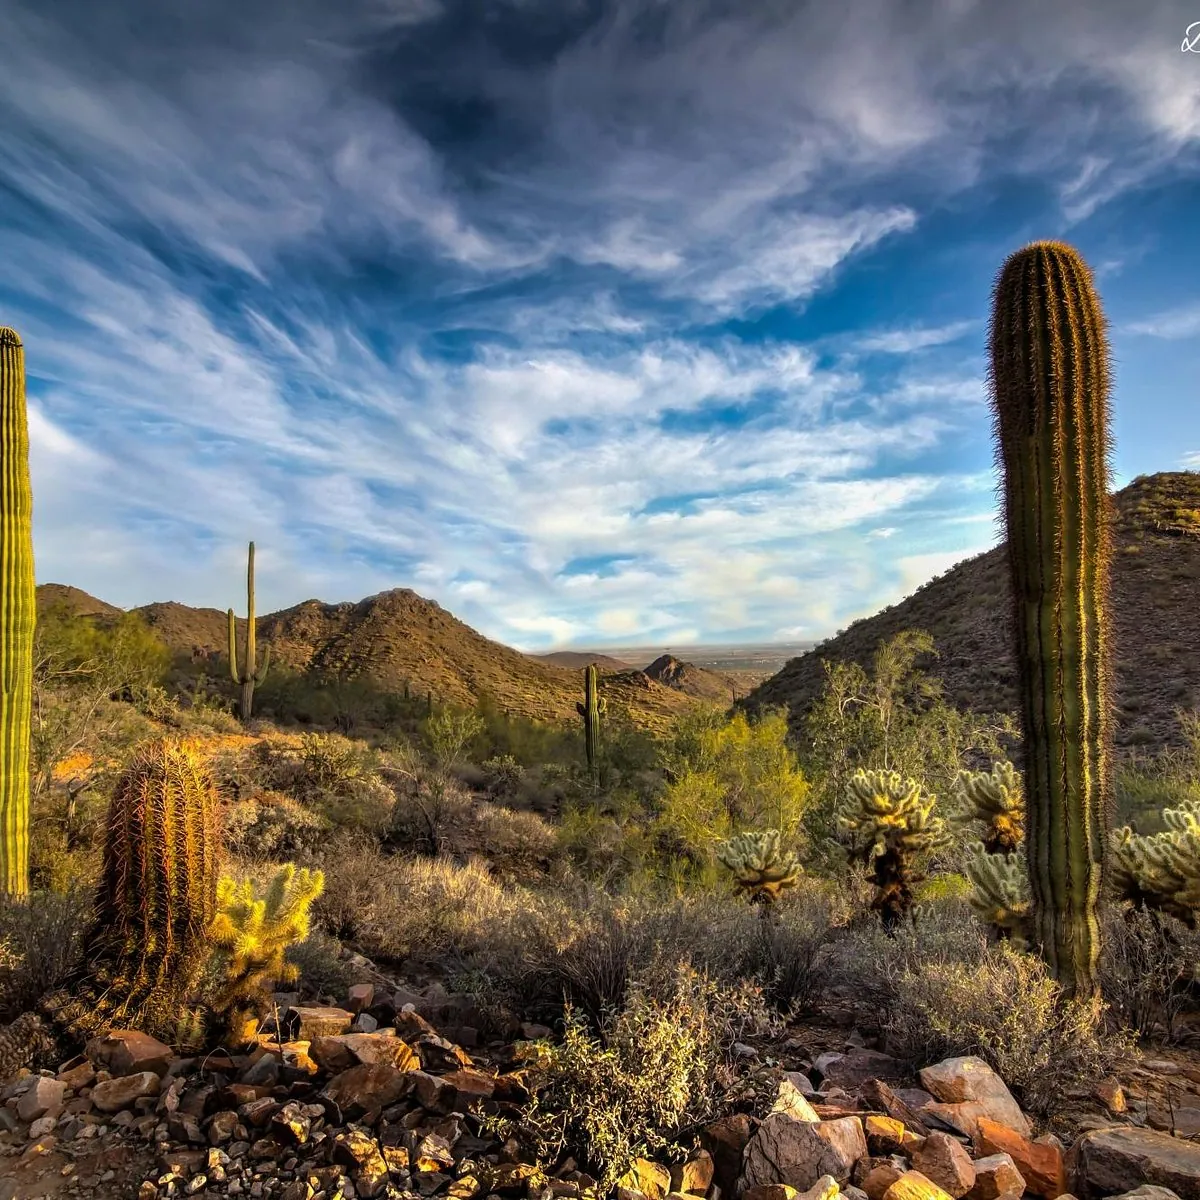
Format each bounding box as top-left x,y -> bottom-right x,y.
2,0 -> 1199,651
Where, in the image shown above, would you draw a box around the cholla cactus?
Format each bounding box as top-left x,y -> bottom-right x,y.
207,864 -> 325,1040
965,842 -> 1033,947
716,830 -> 802,906
1109,800 -> 1200,927
953,760 -> 1025,854
836,769 -> 950,933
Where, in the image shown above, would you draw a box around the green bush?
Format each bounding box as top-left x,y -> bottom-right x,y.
223,791 -> 329,861
506,964 -> 767,1189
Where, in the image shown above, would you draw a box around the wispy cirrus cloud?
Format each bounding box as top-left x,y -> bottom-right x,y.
1126,301 -> 1200,340
1,0 -> 1198,648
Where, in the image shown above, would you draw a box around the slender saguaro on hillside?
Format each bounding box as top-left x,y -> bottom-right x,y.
988,240 -> 1114,999
228,541 -> 270,722
0,329 -> 34,897
576,663 -> 606,781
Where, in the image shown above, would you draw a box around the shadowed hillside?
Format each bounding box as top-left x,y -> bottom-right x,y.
740,472 -> 1200,754
36,583 -> 694,733
530,651 -> 634,670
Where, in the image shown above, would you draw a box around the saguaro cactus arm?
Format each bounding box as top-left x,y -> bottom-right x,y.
0,328 -> 34,897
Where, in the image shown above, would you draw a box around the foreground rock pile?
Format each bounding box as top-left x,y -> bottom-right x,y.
0,989 -> 1197,1200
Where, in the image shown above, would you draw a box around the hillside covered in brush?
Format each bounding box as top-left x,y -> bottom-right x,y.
642,654 -> 740,703
740,472 -> 1200,753
36,584 -> 695,733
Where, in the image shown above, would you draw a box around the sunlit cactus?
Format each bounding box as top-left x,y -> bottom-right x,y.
0,328 -> 34,897
207,863 -> 325,1041
49,738 -> 221,1041
835,768 -> 950,933
988,240 -> 1114,998
953,760 -> 1025,854
965,842 -> 1033,948
1109,801 -> 1200,928
717,829 -> 802,906
229,541 -> 270,721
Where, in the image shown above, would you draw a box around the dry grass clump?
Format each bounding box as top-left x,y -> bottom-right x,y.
0,888 -> 91,1019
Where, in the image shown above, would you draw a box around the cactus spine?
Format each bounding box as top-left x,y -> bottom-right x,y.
0,328 -> 34,897
988,240 -> 1114,999
53,738 -> 221,1040
576,663 -> 606,780
229,541 -> 270,721
717,830 -> 802,906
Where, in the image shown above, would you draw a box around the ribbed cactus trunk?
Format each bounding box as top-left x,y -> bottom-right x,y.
576,664 -> 605,782
988,241 -> 1113,999
0,329 -> 34,898
228,541 -> 269,722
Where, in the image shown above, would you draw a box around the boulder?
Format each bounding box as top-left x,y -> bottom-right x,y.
615,1159 -> 672,1200
285,1006 -> 354,1041
91,1071 -> 161,1113
332,1128 -> 390,1198
85,1031 -> 174,1078
16,1077 -> 66,1122
321,1062 -> 411,1120
773,1078 -> 821,1123
740,1113 -> 868,1192
699,1113 -> 754,1196
670,1150 -> 715,1195
883,1172 -> 956,1200
911,1132 -> 976,1198
821,1050 -> 907,1091
975,1117 -> 1066,1198
309,1032 -> 419,1074
1071,1126 -> 1200,1200
965,1153 -> 1026,1200
919,1059 -> 1029,1139
921,1102 -> 991,1142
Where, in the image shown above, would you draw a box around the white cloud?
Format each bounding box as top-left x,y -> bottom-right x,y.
1126,302 -> 1200,340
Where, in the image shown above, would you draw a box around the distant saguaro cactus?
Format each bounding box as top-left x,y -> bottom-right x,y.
576,663 -> 606,781
229,541 -> 270,721
988,240 -> 1114,999
0,328 -> 34,897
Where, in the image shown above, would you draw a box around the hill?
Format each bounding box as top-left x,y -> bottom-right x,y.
36,584 -> 122,621
35,584 -> 694,733
643,654 -> 739,703
530,651 -> 633,670
739,472 -> 1200,754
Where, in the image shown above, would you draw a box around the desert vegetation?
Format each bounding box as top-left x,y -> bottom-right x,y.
0,247 -> 1198,1199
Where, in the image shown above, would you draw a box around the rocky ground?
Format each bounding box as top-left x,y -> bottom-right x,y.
1,962 -> 1199,1200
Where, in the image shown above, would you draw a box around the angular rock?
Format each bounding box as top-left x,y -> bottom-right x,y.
322,1063 -> 412,1121
862,1080 -> 932,1139
785,1072 -> 817,1097
440,1067 -> 496,1110
773,1078 -> 820,1123
965,1153 -> 1025,1200
286,1006 -> 354,1041
616,1159 -> 672,1200
85,1031 -> 174,1078
699,1113 -> 754,1196
332,1128 -> 389,1198
975,1117 -> 1065,1198
799,1180 -> 841,1200
743,1187 -> 798,1200
821,1050 -> 907,1091
17,1077 -> 66,1122
921,1103 -> 991,1142
918,1059 -> 1029,1139
862,1161 -> 912,1200
670,1150 -> 714,1196
1072,1126 -> 1200,1200
1108,1188 -> 1185,1200
347,983 -> 375,1014
865,1116 -> 908,1155
91,1071 -> 161,1113
884,1171 -> 956,1200
310,1033 -> 419,1074
911,1133 -> 976,1198
741,1113 -> 868,1192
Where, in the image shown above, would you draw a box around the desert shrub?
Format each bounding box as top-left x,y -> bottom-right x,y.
0,888 -> 91,1019
223,792 -> 329,861
481,754 -> 525,799
286,931 -> 353,1000
556,804 -> 653,884
735,890 -> 840,1015
1100,906 -> 1200,1041
507,964 -> 764,1189
883,940 -> 1132,1116
423,707 -> 486,773
471,805 -> 561,880
388,773 -> 477,857
313,838 -> 523,968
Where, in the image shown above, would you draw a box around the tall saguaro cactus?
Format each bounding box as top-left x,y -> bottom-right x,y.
988,240 -> 1114,999
576,663 -> 606,781
0,329 -> 34,897
228,541 -> 270,721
